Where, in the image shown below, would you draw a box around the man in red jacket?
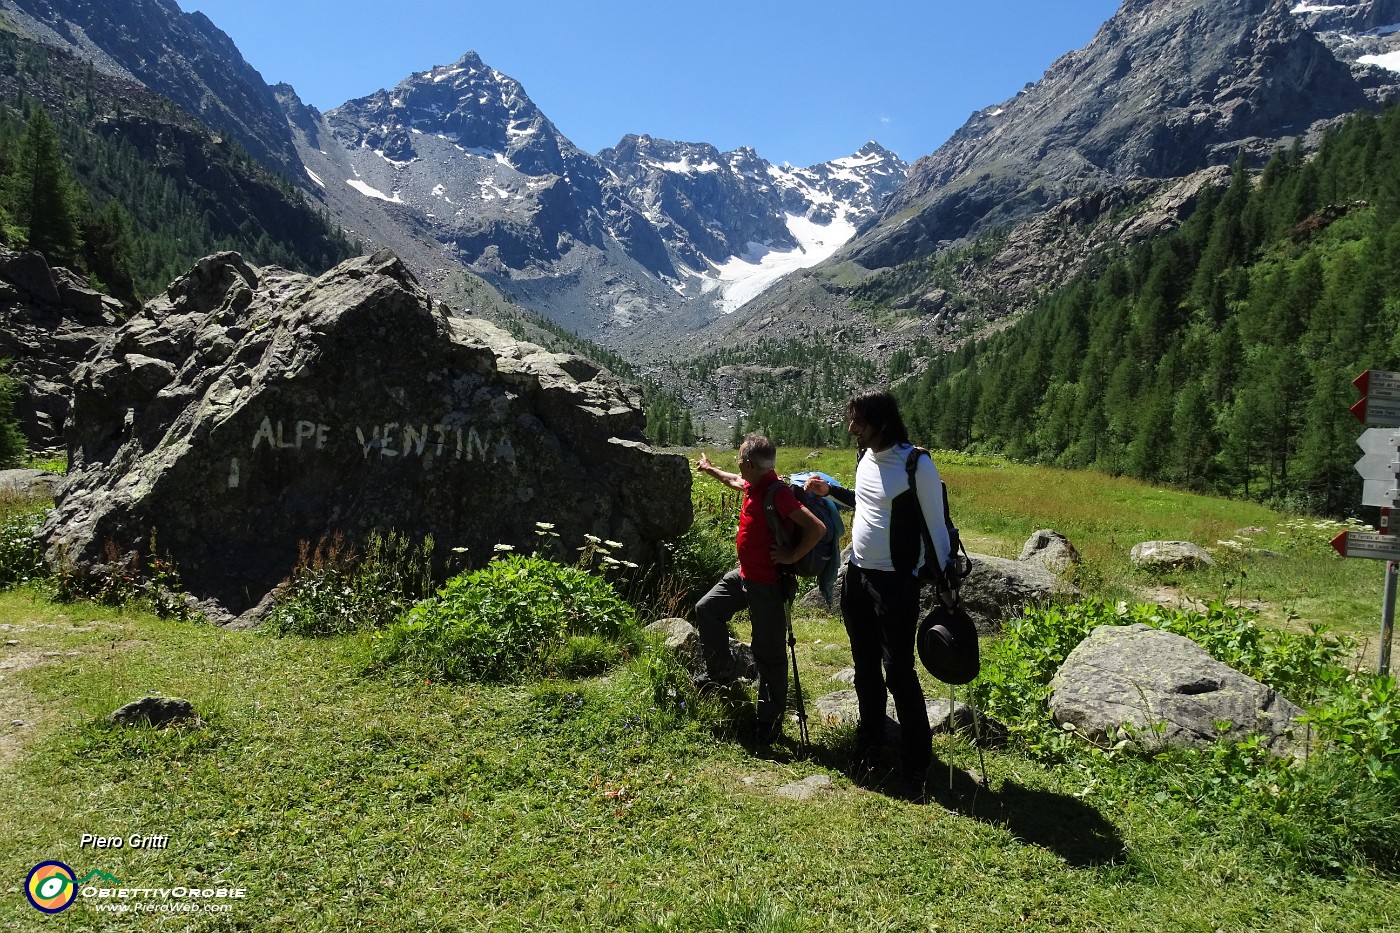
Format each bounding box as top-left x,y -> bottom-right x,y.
694,433 -> 826,744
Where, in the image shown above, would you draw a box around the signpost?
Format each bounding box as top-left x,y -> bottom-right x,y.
1346,371 -> 1400,676
1352,370 -> 1400,428
1355,427 -> 1400,510
1331,530 -> 1400,561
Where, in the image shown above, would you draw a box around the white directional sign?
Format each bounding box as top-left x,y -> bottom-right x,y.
1352,371 -> 1400,427
1332,530 -> 1400,562
1357,428 -> 1400,507
1356,369 -> 1400,400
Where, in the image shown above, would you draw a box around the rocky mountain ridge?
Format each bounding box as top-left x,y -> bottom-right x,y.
0,0 -> 301,176
291,52 -> 906,355
841,0 -> 1394,273
670,0 -> 1400,436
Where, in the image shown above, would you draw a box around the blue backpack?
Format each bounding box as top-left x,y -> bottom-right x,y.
763,480 -> 843,578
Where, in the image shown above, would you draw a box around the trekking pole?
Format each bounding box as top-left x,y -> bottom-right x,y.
785,595 -> 810,751
948,683 -> 956,793
970,699 -> 989,787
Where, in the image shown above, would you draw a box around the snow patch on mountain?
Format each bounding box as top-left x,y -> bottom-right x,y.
1361,49 -> 1400,68
710,211 -> 858,313
346,178 -> 403,203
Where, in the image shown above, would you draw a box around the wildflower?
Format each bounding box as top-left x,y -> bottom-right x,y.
452,546 -> 469,553
493,543 -> 515,553
535,522 -> 556,530
584,534 -> 601,544
604,540 -> 623,549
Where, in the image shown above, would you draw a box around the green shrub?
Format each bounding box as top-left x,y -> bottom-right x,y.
367,553 -> 640,683
263,531 -> 435,637
50,532 -> 195,620
0,503 -> 47,588
654,491 -> 737,618
974,597 -> 1400,873
1305,670 -> 1399,787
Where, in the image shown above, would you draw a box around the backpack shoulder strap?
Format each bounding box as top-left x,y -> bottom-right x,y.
904,445 -> 949,588
905,445 -> 928,481
763,481 -> 791,548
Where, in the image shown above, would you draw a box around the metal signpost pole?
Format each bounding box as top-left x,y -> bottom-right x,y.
1382,560 -> 1396,677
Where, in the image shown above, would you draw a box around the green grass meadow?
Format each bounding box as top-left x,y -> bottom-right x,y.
1,450 -> 1397,931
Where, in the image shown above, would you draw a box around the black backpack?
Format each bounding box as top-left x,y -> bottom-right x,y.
763,481 -> 843,578
905,447 -> 973,591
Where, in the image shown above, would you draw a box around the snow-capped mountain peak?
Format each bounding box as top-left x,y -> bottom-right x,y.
291,51 -> 907,349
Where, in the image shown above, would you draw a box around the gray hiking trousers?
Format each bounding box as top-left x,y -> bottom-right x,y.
694,568 -> 789,725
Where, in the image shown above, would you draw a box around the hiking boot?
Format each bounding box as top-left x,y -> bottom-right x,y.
848,735 -> 882,778
755,717 -> 784,744
898,768 -> 929,804
897,773 -> 928,804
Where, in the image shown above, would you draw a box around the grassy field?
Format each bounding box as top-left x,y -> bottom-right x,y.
1,450 -> 1397,931
755,446 -> 1384,655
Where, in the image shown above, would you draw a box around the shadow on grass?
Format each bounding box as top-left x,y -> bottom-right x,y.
930,770 -> 1127,868
715,701 -> 1126,868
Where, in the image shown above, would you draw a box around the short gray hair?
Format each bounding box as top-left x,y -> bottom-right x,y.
738,433 -> 776,471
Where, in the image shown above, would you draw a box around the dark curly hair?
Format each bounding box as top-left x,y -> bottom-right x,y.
846,389 -> 910,448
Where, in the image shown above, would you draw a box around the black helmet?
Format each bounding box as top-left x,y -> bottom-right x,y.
917,602 -> 980,685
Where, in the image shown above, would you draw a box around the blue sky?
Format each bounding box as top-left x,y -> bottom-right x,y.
177,0 -> 1121,168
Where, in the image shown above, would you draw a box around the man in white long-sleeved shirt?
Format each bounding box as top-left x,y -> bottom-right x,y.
804,389 -> 950,801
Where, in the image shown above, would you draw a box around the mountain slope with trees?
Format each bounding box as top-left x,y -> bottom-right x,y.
897,103 -> 1400,517
0,26 -> 358,303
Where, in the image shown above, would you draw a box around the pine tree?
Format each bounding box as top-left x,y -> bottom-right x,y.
8,105 -> 83,268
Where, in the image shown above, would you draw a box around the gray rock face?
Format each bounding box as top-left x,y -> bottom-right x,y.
815,689 -> 983,741
951,554 -> 1080,633
1018,529 -> 1081,574
1131,540 -> 1215,571
1049,623 -> 1303,754
0,469 -> 61,500
0,248 -> 123,449
41,250 -> 691,624
642,617 -> 757,681
773,774 -> 833,800
845,0 -> 1383,271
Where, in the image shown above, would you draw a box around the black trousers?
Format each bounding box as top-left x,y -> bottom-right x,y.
841,563 -> 931,775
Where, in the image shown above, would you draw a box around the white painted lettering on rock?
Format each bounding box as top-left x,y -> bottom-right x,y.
247,417 -> 503,463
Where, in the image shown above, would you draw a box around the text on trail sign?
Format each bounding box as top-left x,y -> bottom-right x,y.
1352,370 -> 1400,428
1331,530 -> 1400,562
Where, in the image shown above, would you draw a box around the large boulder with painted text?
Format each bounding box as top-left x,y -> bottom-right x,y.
40,250 -> 692,624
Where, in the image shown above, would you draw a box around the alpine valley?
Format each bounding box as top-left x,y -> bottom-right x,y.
3,0 -> 1400,470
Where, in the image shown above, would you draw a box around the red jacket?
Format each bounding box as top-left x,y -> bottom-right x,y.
736,470 -> 799,585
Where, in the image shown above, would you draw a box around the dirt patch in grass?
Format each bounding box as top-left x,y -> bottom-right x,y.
1134,586 -> 1270,616
0,619 -> 134,768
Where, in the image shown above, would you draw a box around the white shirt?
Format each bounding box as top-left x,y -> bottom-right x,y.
850,443 -> 951,574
